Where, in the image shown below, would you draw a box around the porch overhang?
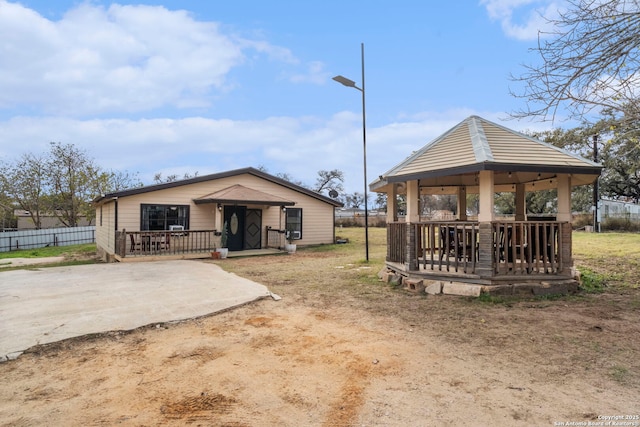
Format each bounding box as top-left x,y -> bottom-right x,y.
193,184 -> 296,207
371,162 -> 602,193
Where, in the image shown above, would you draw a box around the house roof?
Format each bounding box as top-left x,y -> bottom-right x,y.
94,167 -> 343,207
371,115 -> 602,191
194,184 -> 296,206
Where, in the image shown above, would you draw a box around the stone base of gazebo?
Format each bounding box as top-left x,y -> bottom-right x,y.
379,267 -> 580,297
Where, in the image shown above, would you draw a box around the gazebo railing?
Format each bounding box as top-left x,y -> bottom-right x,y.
491,221 -> 564,275
416,221 -> 479,274
387,220 -> 566,277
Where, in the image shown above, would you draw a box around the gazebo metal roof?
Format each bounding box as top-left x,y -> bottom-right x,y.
371,115 -> 602,193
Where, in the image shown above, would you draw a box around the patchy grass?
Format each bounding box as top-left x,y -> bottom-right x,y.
572,231 -> 640,290
0,243 -> 96,260
578,266 -> 608,293
0,243 -> 99,269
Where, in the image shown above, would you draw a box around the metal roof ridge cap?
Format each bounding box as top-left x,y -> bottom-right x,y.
469,116 -> 494,162
477,117 -> 603,167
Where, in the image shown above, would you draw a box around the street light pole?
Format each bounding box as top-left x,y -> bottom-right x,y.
333,42 -> 369,261
593,134 -> 600,233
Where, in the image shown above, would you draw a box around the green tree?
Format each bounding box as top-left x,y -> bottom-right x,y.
375,192 -> 387,211
47,142 -> 107,226
345,192 -> 366,209
530,126 -> 597,212
0,152 -> 49,229
494,192 -> 515,215
594,109 -> 640,202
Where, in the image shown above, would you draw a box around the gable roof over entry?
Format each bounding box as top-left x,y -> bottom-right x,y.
194,184 -> 296,206
371,115 -> 602,192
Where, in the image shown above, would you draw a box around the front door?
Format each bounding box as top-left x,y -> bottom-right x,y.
224,206 -> 246,251
245,209 -> 262,249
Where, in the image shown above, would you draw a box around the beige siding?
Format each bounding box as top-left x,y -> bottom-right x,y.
95,200 -> 116,256
95,172 -> 336,251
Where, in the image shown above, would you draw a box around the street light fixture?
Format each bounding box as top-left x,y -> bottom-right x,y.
333,42 -> 369,261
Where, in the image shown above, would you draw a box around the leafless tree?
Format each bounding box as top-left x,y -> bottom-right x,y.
511,0 -> 640,123
313,169 -> 344,195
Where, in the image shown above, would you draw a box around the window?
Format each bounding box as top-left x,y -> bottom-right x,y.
285,208 -> 302,240
141,204 -> 189,231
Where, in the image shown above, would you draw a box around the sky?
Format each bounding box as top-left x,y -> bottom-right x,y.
0,0 -> 568,197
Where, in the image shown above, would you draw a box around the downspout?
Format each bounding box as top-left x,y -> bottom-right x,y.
113,197 -> 119,232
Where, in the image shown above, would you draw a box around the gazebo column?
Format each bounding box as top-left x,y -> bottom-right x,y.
477,171 -> 495,278
557,174 -> 573,271
457,186 -> 467,220
385,185 -> 398,265
386,185 -> 398,223
515,184 -> 526,221
405,180 -> 420,271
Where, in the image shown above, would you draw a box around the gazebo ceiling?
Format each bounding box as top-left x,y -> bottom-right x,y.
371,115 -> 602,193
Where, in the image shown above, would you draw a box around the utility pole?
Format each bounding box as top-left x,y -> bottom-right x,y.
593,134 -> 599,233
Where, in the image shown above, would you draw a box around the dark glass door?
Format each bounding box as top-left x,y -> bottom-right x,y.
224,206 -> 246,251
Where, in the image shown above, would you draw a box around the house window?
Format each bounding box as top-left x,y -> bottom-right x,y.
141,204 -> 189,231
285,208 -> 302,240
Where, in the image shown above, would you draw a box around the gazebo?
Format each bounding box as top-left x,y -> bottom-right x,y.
370,116 -> 602,296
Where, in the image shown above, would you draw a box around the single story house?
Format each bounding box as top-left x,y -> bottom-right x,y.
93,167 -> 343,262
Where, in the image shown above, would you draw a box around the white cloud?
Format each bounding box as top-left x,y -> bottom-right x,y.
0,108 -> 547,194
0,1 -> 295,116
0,110 -> 504,192
480,0 -> 563,41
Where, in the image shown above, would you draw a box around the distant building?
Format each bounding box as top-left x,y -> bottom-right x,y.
599,198 -> 640,220
14,210 -> 92,230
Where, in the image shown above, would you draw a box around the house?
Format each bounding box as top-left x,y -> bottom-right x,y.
370,116 -> 602,296
93,167 -> 343,262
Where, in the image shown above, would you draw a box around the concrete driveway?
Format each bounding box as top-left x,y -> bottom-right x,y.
0,260 -> 273,361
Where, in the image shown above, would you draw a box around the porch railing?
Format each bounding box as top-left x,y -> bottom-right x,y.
117,229 -> 216,257
266,226 -> 285,249
387,220 -> 565,276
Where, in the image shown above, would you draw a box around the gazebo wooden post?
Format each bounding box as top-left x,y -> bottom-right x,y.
476,171 -> 495,278
386,185 -> 398,263
515,184 -> 526,221
405,180 -> 420,271
457,186 -> 467,221
386,185 -> 398,223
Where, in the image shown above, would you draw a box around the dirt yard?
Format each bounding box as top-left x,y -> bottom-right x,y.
1,238 -> 639,426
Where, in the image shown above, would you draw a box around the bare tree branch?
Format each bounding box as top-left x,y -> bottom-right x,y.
511,0 -> 640,123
